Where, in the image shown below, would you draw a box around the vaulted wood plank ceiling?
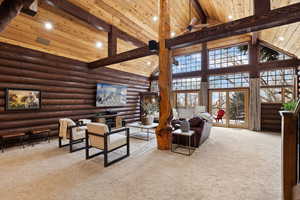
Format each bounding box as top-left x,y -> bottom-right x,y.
0,0 -> 299,77
198,0 -> 300,58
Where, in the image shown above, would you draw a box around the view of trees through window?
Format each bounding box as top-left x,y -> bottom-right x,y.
173,53 -> 201,74
209,73 -> 250,89
209,44 -> 249,69
259,45 -> 292,63
260,69 -> 295,103
173,77 -> 201,91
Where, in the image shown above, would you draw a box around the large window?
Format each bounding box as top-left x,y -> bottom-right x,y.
209,44 -> 249,69
175,92 -> 199,108
173,53 -> 201,74
209,73 -> 250,89
260,68 -> 295,103
173,77 -> 201,91
259,45 -> 292,63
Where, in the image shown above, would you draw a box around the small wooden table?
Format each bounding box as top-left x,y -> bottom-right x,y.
1,133 -> 26,153
29,129 -> 51,146
171,129 -> 195,156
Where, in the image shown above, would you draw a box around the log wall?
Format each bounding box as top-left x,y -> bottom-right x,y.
0,42 -> 149,136
261,103 -> 282,132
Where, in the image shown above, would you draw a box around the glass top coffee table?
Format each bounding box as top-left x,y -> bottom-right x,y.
126,122 -> 158,141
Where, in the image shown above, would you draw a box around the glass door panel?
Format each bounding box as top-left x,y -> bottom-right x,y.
228,91 -> 248,127
210,91 -> 227,126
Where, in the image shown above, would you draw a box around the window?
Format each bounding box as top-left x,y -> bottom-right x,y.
209,44 -> 249,69
173,77 -> 201,91
175,92 -> 199,108
260,69 -> 295,86
259,45 -> 292,63
209,73 -> 250,89
150,80 -> 159,92
260,68 -> 295,103
173,53 -> 201,74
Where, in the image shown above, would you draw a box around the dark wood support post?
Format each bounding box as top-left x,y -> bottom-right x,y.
155,0 -> 173,150
200,43 -> 208,111
249,38 -> 261,131
108,26 -> 117,57
280,111 -> 298,200
0,0 -> 35,32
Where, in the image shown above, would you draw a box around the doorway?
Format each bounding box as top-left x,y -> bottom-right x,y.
209,89 -> 249,128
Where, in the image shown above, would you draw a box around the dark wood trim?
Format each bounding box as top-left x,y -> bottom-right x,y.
42,0 -> 146,47
249,40 -> 259,78
108,26 -> 117,57
191,0 -> 207,24
89,46 -> 157,69
0,0 -> 35,32
151,59 -> 300,80
201,43 -> 208,82
166,3 -> 300,49
254,0 -> 270,16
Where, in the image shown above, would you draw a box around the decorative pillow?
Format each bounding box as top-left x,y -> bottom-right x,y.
189,117 -> 203,127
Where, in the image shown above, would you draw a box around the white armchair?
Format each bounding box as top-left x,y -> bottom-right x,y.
58,118 -> 87,153
86,123 -> 130,167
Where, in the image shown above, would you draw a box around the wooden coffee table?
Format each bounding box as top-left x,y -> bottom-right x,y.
126,122 -> 158,141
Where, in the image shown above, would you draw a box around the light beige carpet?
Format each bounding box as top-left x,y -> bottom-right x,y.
0,127 -> 281,200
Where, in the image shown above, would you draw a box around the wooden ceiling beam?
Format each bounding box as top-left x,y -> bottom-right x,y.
254,0 -> 270,16
43,0 -> 146,47
0,0 -> 35,32
191,0 -> 207,24
108,26 -> 117,57
166,3 -> 300,49
89,46 -> 157,69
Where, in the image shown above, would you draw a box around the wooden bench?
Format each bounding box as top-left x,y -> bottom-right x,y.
1,133 -> 26,153
29,129 -> 51,146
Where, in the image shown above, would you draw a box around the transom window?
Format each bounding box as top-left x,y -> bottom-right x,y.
260,68 -> 295,103
260,68 -> 295,86
173,53 -> 201,74
209,44 -> 249,69
259,45 -> 292,63
173,77 -> 201,91
209,73 -> 250,89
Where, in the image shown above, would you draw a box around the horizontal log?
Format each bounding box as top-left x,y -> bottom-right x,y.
89,46 -> 157,69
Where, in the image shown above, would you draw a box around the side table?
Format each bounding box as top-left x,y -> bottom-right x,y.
171,129 -> 195,156
1,133 -> 26,153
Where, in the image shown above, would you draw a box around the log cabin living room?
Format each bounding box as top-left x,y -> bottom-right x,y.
0,0 -> 300,200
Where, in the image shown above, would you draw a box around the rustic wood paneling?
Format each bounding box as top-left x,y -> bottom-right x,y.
0,42 -> 149,136
261,103 -> 282,132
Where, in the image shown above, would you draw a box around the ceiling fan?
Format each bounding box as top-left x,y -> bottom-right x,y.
180,0 -> 208,34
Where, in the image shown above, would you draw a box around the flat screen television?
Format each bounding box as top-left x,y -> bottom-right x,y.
96,83 -> 127,107
5,88 -> 41,111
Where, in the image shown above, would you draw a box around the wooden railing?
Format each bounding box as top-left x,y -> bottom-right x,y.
281,100 -> 300,200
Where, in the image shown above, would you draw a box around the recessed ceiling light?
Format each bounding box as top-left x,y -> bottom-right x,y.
44,22 -> 53,30
228,15 -> 233,20
278,36 -> 284,41
171,32 -> 176,37
147,61 -> 151,66
152,16 -> 158,22
96,41 -> 103,48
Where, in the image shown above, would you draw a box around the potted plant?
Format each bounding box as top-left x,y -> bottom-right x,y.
141,102 -> 158,125
282,100 -> 298,111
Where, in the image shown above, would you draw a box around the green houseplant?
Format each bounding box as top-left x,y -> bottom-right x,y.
141,102 -> 158,125
282,100 -> 298,111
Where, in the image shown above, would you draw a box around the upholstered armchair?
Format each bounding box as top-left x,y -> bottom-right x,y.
86,123 -> 130,167
58,118 -> 87,153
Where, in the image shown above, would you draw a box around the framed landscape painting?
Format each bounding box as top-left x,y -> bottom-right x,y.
96,83 -> 127,107
5,88 -> 41,111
